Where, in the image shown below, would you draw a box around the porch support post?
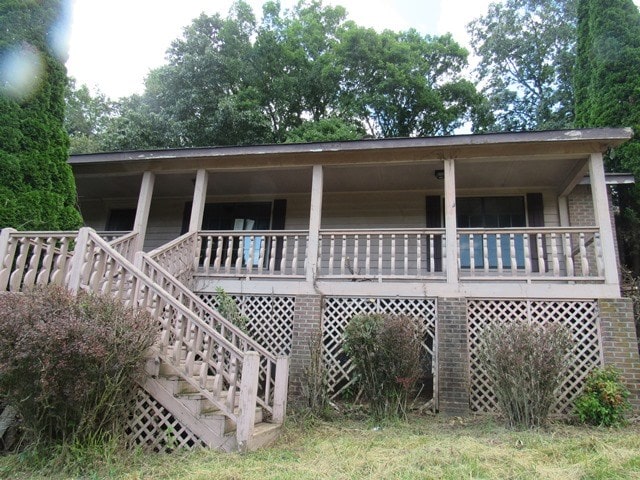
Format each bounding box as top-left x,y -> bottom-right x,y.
588,152 -> 618,286
306,165 -> 323,283
189,169 -> 208,232
133,171 -> 155,252
558,195 -> 570,226
444,159 -> 458,285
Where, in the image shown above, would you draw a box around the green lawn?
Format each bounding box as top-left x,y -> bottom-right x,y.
2,415 -> 639,479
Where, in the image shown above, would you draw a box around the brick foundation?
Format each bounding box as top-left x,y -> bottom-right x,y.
598,298 -> 640,411
289,294 -> 323,400
437,297 -> 470,415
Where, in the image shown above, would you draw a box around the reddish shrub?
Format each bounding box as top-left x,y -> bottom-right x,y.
0,286 -> 156,445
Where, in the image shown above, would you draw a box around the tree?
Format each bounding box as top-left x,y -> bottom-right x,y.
64,78 -> 112,154
0,0 -> 82,230
574,0 -> 640,273
468,0 -> 577,131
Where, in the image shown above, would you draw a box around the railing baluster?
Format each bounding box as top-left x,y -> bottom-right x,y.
281,236 -> 288,274
509,234 -> 517,274
258,236 -> 266,274
268,235 -> 276,274
595,233 -> 604,277
341,234 -> 346,275
23,238 -> 43,288
391,234 -> 396,275
416,233 -> 422,275
523,233 -> 531,274
328,234 -> 335,275
428,234 -> 435,273
482,233 -> 489,274
204,235 -> 213,272
564,232 -> 574,277
579,232 -> 589,276
404,234 -> 409,276
496,233 -> 503,274
235,236 -> 244,273
551,233 -> 560,276
537,233 -> 545,273
353,234 -> 359,275
9,240 -> 29,292
469,234 -> 475,274
378,234 -> 383,276
214,236 -> 223,273
225,235 -> 233,273
366,234 -> 371,276
292,235 -> 299,275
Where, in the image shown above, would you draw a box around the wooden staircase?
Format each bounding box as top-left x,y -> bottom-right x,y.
0,228 -> 289,452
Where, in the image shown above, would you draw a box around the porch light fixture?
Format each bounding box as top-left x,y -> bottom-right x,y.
434,169 -> 445,180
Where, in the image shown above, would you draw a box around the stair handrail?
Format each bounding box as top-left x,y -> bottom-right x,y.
142,233 -> 288,419
73,229 -> 254,424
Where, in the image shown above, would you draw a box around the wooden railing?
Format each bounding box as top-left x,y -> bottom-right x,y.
107,231 -> 138,262
197,231 -> 308,277
145,235 -> 287,418
0,229 -> 77,291
318,229 -> 446,280
457,227 -> 604,281
0,228 -> 285,446
148,231 -> 199,285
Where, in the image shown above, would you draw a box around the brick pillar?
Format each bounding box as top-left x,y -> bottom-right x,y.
598,298 -> 640,411
289,294 -> 323,400
437,297 -> 470,416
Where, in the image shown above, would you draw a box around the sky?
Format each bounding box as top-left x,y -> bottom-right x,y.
65,0 -> 495,99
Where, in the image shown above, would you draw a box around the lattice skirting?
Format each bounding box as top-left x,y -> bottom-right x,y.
198,293 -> 295,356
126,387 -> 206,452
322,296 -> 437,400
467,299 -> 602,414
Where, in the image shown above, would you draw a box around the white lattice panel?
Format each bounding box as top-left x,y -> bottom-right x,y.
467,299 -> 602,414
198,293 -> 294,356
127,388 -> 205,452
322,296 -> 437,399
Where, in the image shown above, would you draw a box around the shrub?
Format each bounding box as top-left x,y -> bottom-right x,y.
214,287 -> 248,332
0,286 -> 156,446
343,314 -> 422,419
479,321 -> 573,428
574,367 -> 631,427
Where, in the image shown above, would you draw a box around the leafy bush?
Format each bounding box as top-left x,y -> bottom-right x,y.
214,287 -> 248,332
574,367 -> 631,427
479,321 -> 573,428
343,314 -> 422,419
0,286 -> 156,446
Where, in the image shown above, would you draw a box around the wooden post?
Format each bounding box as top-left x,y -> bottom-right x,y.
558,195 -> 570,226
133,171 -> 155,253
589,152 -> 619,286
444,159 -> 458,285
236,351 -> 260,452
306,165 -> 323,283
67,227 -> 91,293
189,169 -> 208,232
0,228 -> 17,291
272,355 -> 289,424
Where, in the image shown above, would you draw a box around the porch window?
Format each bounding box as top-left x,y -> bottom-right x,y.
457,196 -> 526,269
105,208 -> 135,231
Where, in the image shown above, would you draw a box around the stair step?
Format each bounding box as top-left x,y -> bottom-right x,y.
248,422 -> 282,450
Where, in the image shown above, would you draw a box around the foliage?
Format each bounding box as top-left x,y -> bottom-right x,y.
0,0 -> 82,230
574,367 -> 631,426
574,0 -> 640,275
214,286 -> 248,332
68,0 -> 484,149
479,321 -> 573,428
300,331 -> 329,417
0,286 -> 156,446
342,314 -> 422,419
64,78 -> 112,154
467,0 -> 577,131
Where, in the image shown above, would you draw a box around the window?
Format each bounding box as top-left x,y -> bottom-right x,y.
457,196 -> 526,269
105,208 -> 135,231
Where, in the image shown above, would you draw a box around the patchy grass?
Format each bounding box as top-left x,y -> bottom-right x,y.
1,415 -> 639,479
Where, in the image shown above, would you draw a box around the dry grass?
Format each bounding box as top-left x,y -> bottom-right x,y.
2,414 -> 640,479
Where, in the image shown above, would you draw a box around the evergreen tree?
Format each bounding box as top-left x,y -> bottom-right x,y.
0,0 -> 82,230
574,0 -> 640,273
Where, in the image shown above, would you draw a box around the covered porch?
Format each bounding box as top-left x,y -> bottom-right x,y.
72,129 -> 630,299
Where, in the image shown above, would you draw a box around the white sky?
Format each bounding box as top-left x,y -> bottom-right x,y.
66,0 -> 494,99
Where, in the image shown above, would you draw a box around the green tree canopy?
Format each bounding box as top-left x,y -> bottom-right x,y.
468,0 -> 577,131
73,0 -> 485,151
0,0 -> 82,230
574,0 -> 640,273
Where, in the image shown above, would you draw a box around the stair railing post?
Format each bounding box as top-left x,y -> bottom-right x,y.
67,227 -> 91,293
236,351 -> 260,452
272,355 -> 289,425
0,228 -> 17,291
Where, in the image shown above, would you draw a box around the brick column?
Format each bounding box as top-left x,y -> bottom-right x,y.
437,297 -> 470,416
598,298 -> 640,411
289,294 -> 323,400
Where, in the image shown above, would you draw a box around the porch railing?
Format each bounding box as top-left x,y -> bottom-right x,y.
318,229 -> 446,280
457,227 -> 604,281
197,230 -> 308,277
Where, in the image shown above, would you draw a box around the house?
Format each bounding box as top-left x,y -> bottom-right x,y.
2,127 -> 639,450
